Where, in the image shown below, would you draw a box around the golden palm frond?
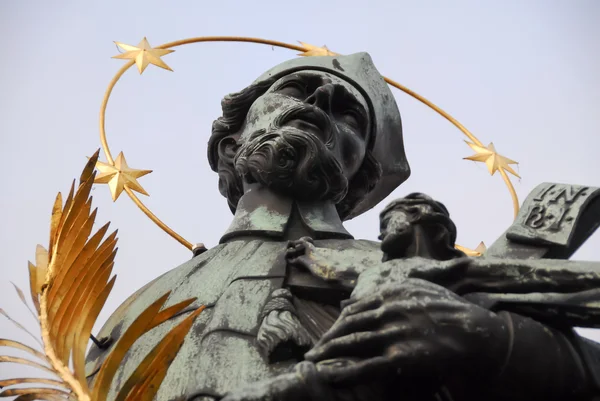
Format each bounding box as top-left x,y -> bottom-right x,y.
1,151 -> 204,400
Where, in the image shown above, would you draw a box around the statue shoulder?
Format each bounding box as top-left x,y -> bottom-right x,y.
315,237 -> 381,251
85,245 -> 227,376
84,272 -> 165,378
95,273 -> 162,340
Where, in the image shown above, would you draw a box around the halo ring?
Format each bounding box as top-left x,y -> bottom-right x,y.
98,36 -> 520,255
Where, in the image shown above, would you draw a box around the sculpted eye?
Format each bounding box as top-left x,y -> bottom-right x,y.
276,81 -> 306,99
340,110 -> 361,129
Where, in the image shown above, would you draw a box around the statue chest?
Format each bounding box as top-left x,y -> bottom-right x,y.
85,238 -> 382,400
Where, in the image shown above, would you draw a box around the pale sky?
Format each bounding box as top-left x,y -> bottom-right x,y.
1,0 -> 599,385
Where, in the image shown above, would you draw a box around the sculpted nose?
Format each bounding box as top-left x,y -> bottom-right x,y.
305,83 -> 336,112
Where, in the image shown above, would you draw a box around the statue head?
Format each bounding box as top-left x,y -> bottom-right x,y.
379,193 -> 465,261
208,53 -> 410,220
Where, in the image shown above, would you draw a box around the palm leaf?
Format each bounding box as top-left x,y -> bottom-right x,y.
14,395 -> 72,401
0,309 -> 43,348
145,298 -> 197,332
27,261 -> 41,315
0,356 -> 57,375
131,307 -> 205,401
91,292 -> 171,401
72,276 -> 116,386
115,306 -> 205,401
53,227 -> 117,364
0,388 -> 71,398
0,339 -> 48,362
125,370 -> 161,401
36,151 -> 109,400
10,282 -> 38,323
4,150 -> 204,400
0,377 -> 68,390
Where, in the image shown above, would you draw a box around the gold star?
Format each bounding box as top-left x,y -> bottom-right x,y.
113,37 -> 174,74
456,241 -> 487,257
94,152 -> 152,201
464,142 -> 520,178
298,41 -> 339,57
474,241 -> 487,254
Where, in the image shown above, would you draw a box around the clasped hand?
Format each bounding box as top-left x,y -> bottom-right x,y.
222,249 -> 513,400
306,272 -> 511,386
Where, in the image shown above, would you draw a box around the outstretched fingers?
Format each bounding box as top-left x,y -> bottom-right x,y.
306,325 -> 413,362
315,340 -> 435,385
317,356 -> 391,384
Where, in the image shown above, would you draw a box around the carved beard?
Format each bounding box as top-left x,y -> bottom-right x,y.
234,125 -> 349,203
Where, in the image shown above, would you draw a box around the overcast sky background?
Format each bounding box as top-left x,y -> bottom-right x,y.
1,0 -> 599,384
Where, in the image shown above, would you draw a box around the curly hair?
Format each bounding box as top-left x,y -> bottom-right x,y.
379,193 -> 465,260
207,78 -> 382,219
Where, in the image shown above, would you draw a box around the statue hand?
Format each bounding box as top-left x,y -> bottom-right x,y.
286,236 -> 315,261
286,237 -> 341,281
305,278 -> 511,385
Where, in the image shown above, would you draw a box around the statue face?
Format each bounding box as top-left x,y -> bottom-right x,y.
234,71 -> 372,202
240,71 -> 371,179
379,204 -> 418,258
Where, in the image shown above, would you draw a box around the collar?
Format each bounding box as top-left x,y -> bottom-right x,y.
220,187 -> 353,243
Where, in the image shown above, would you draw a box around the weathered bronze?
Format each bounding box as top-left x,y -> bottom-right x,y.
86,53 -> 600,400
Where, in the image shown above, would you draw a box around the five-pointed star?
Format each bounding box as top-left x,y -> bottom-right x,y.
298,41 -> 339,57
464,142 -> 520,178
113,37 -> 174,74
94,152 -> 152,201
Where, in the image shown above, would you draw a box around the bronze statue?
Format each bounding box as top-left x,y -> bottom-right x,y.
85,53 -> 600,400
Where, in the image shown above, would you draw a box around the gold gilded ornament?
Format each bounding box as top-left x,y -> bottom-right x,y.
474,241 -> 487,254
456,241 -> 487,257
464,141 -> 520,218
103,36 -> 521,252
94,152 -> 152,201
2,35 -> 526,398
464,142 -> 520,178
298,42 -> 339,57
113,37 -> 175,74
1,151 -> 204,400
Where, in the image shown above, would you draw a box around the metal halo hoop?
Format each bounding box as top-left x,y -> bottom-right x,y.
98,36 -> 520,255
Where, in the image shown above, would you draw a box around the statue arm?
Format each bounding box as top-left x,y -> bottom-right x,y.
391,257 -> 600,398
305,257 -> 600,400
286,238 -> 600,399
452,257 -> 600,295
449,312 -> 596,400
